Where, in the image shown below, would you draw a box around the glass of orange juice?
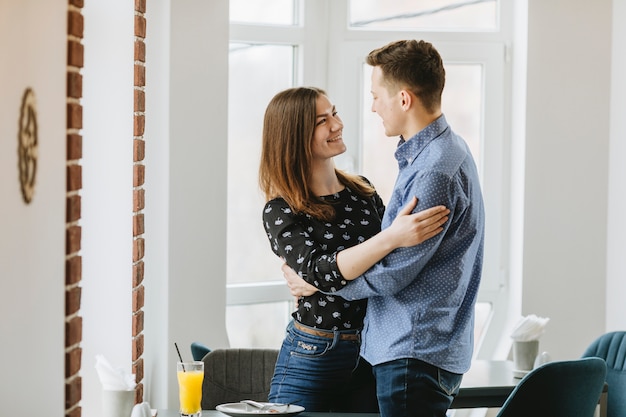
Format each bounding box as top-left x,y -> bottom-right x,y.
177,361 -> 204,416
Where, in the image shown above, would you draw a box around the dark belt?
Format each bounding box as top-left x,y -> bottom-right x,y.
294,321 -> 359,341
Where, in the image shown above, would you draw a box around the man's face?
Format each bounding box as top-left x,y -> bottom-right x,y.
370,66 -> 403,138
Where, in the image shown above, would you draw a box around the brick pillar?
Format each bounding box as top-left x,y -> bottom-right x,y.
66,1 -> 84,417
132,0 -> 147,405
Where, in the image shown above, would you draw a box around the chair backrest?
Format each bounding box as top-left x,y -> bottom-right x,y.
200,348 -> 279,410
496,357 -> 607,417
582,331 -> 626,417
190,341 -> 211,361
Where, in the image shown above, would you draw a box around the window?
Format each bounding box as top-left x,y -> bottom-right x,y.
348,0 -> 498,31
227,42 -> 295,287
227,0 -> 512,356
226,0 -> 306,347
230,0 -> 298,26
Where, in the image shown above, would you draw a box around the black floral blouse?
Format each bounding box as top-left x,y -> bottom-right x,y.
262,182 -> 385,331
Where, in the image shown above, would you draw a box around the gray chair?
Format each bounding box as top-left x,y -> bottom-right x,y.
200,348 -> 279,410
496,357 -> 607,417
582,331 -> 626,417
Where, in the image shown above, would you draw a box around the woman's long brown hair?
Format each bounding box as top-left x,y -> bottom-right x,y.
259,87 -> 375,221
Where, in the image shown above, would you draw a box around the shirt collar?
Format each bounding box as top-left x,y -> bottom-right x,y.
395,114 -> 449,167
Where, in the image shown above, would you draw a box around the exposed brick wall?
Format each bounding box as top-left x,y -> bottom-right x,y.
66,0 -> 84,416
64,1 -> 149,413
133,0 -> 147,405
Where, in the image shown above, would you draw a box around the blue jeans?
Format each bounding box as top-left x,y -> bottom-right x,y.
372,358 -> 462,417
269,320 -> 377,412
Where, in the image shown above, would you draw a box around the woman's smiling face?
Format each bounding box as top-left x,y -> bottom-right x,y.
310,94 -> 346,160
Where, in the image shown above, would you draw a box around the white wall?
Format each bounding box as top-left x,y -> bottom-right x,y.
81,1 -> 134,416
143,0 -> 231,409
143,0 -> 172,409
0,0 -> 67,415
606,0 -> 626,332
521,0 -> 616,359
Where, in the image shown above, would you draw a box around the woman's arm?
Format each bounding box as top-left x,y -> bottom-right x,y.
283,197 -> 449,297
336,196 -> 448,280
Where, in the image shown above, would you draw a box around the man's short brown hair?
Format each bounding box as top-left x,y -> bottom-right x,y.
366,39 -> 445,113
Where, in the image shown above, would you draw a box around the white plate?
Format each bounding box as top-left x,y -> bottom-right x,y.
512,368 -> 531,378
215,402 -> 305,417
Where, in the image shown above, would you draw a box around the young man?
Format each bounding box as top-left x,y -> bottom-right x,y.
284,39 -> 485,417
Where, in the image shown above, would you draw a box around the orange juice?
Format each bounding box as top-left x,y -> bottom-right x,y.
177,363 -> 204,416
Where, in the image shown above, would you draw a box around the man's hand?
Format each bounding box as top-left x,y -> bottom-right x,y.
282,263 -> 319,297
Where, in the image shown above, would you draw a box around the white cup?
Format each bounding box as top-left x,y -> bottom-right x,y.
513,340 -> 539,372
102,389 -> 136,417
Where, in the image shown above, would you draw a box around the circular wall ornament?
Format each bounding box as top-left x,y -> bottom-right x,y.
18,88 -> 38,204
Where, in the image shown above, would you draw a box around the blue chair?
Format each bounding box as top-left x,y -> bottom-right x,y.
582,331 -> 626,417
190,341 -> 211,361
496,357 -> 607,417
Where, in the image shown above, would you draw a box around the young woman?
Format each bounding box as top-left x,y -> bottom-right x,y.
258,87 -> 449,412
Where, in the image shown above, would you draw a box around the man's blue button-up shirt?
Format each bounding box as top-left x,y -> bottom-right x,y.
332,115 -> 485,374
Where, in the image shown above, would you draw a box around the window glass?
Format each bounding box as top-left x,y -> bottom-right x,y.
361,63 -> 483,203
226,302 -> 292,348
230,0 -> 298,25
349,0 -> 498,31
227,43 -> 295,285
442,64 -> 483,162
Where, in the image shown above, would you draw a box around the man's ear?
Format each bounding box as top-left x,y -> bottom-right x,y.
399,89 -> 412,111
